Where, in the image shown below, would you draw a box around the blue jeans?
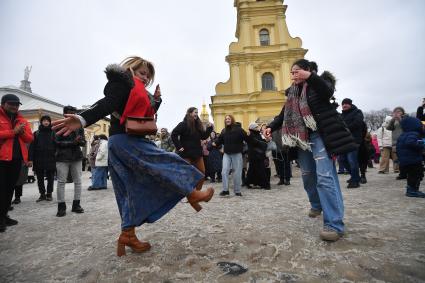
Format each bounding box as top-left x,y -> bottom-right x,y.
92,166 -> 108,188
337,155 -> 348,173
344,149 -> 360,183
297,132 -> 345,233
222,153 -> 242,193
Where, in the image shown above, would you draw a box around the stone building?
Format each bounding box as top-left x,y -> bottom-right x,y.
0,67 -> 110,156
210,0 -> 307,131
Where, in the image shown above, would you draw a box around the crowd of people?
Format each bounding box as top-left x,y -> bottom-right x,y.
1,56 -> 424,251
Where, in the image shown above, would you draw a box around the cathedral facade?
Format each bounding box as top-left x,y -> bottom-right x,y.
210,0 -> 307,131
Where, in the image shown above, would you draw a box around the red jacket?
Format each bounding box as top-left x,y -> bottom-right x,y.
0,107 -> 33,163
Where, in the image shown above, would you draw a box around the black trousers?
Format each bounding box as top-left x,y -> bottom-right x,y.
359,160 -> 368,176
35,168 -> 55,195
14,185 -> 23,198
274,151 -> 291,181
0,160 -> 22,218
401,164 -> 424,190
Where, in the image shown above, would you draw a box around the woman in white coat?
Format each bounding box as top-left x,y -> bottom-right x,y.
377,116 -> 393,173
90,135 -> 109,190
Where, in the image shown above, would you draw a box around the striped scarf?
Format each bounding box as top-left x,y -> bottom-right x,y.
282,82 -> 317,151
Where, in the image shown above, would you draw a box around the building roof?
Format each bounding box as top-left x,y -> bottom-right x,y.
0,85 -> 64,114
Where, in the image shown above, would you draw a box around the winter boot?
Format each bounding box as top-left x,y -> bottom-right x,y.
71,200 -> 84,213
56,202 -> 66,217
5,215 -> 18,226
187,187 -> 214,212
308,208 -> 322,218
36,194 -> 46,202
117,227 -> 151,257
360,175 -> 367,184
347,182 -> 360,189
320,227 -> 343,242
46,194 -> 53,201
406,186 -> 425,198
12,197 -> 21,204
0,217 -> 6,232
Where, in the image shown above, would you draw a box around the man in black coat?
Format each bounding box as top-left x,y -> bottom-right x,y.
416,98 -> 425,122
340,98 -> 364,188
29,115 -> 56,202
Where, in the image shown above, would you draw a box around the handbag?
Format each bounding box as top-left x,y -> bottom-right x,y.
125,116 -> 158,136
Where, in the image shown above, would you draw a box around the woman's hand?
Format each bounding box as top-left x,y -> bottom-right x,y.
297,69 -> 311,80
154,84 -> 161,100
291,69 -> 311,84
51,114 -> 82,136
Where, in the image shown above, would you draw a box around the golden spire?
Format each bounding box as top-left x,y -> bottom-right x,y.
200,100 -> 210,123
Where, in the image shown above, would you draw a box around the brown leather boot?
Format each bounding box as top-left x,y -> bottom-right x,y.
117,227 -> 151,257
186,187 -> 214,212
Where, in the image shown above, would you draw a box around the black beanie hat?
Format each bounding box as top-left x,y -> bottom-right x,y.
341,98 -> 352,105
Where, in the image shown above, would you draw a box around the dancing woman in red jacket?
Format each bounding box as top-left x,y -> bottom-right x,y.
52,56 -> 214,256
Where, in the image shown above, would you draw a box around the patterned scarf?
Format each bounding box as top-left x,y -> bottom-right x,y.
282,82 -> 317,151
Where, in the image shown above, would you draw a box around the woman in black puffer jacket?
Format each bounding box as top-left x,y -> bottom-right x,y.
172,107 -> 213,190
266,59 -> 357,242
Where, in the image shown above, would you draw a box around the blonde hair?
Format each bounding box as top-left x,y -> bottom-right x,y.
120,56 -> 155,87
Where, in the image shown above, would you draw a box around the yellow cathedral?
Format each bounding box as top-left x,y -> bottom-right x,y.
210,0 -> 307,132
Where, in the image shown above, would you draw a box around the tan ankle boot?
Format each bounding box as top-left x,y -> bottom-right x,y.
187,187 -> 214,212
117,227 -> 151,256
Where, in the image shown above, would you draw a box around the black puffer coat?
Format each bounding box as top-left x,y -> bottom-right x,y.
269,72 -> 357,156
28,125 -> 56,171
171,119 -> 213,159
216,125 -> 249,154
55,128 -> 86,162
341,105 -> 365,144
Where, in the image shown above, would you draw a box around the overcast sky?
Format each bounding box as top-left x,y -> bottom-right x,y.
1,0 -> 424,129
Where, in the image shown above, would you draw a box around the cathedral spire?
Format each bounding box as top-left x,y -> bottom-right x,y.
200,100 -> 210,123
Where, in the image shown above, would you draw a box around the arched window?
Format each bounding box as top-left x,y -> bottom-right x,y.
259,29 -> 270,46
262,72 -> 275,90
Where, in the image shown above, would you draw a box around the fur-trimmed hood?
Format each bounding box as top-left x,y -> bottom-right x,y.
104,64 -> 134,88
320,71 -> 336,88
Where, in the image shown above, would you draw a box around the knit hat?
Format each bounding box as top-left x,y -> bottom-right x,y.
249,123 -> 259,131
341,98 -> 352,105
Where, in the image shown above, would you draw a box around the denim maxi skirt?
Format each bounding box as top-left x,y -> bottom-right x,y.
108,134 -> 204,229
